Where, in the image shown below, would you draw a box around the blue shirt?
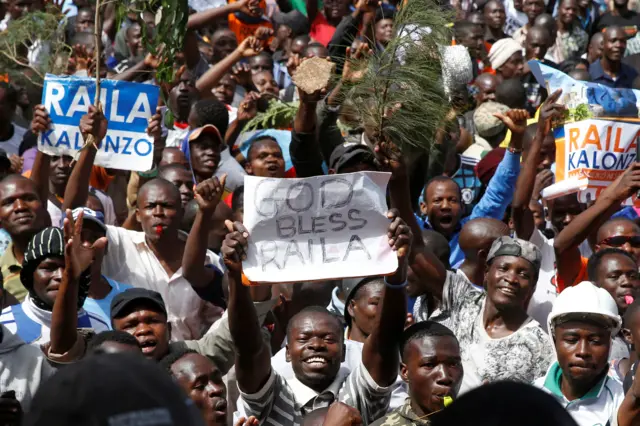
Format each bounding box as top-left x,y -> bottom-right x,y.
82,277 -> 132,328
589,59 -> 638,89
418,150 -> 522,267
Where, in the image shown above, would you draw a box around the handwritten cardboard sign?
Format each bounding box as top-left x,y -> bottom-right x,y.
242,172 -> 397,283
39,74 -> 159,172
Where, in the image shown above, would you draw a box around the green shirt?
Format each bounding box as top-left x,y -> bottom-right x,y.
0,243 -> 27,302
370,400 -> 432,426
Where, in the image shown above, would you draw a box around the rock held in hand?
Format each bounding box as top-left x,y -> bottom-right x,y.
292,57 -> 335,94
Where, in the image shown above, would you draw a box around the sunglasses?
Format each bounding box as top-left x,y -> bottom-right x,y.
598,236 -> 640,248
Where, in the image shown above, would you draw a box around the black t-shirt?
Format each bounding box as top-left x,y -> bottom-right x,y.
593,11 -> 640,34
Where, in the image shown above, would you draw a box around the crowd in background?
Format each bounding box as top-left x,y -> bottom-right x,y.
3,0 -> 640,424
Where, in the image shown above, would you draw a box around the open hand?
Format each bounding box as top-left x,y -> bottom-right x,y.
31,105 -> 51,134
79,105 -> 108,144
493,109 -> 529,135
63,209 -> 108,280
231,63 -> 253,88
222,220 -> 250,272
342,44 -> 371,83
355,0 -> 380,13
194,174 -> 227,215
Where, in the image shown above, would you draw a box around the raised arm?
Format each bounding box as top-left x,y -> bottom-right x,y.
618,361 -> 640,426
188,0 -> 256,31
290,63 -> 329,177
196,37 -> 262,95
49,209 -> 107,355
29,105 -> 52,204
555,164 -> 640,288
182,175 -> 226,291
222,220 -> 272,394
468,108 -> 528,222
362,210 -> 410,386
62,106 -> 106,210
511,90 -> 563,240
376,141 -> 448,300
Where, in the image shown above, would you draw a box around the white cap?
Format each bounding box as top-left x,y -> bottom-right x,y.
547,281 -> 622,336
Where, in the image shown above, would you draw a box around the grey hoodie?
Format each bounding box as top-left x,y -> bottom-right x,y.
0,324 -> 55,411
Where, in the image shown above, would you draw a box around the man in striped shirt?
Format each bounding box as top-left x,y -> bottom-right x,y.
223,211 -> 412,425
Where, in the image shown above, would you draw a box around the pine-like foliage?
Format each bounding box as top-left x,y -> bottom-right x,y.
342,0 -> 452,152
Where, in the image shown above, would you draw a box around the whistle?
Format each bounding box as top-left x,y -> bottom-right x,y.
444,396 -> 453,407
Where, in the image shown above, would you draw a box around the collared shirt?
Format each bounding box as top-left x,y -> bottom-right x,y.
534,362 -> 624,426
589,59 -> 639,89
101,226 -> 224,341
239,362 -> 393,425
0,243 -> 27,302
547,26 -> 588,64
418,150 -> 521,267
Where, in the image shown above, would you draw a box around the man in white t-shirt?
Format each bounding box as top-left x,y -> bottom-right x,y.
0,82 -> 27,156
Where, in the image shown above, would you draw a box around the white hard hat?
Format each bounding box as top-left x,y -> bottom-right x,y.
547,281 -> 622,336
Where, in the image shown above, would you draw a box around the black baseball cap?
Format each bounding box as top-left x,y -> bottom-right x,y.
110,288 -> 167,320
24,353 -> 206,426
329,143 -> 376,173
342,276 -> 384,326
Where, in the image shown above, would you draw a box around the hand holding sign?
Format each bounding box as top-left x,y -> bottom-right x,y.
600,162 -> 640,203
31,105 -> 51,135
194,174 -> 227,216
538,89 -> 564,134
79,105 -> 108,145
386,209 -> 412,285
222,220 -> 250,273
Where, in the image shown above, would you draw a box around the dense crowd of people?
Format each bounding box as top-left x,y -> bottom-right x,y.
3,0 -> 640,424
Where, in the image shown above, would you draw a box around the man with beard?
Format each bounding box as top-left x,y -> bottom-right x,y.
371,322 -> 463,426
589,26 -> 638,88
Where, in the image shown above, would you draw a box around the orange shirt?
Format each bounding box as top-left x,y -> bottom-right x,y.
555,256 -> 589,293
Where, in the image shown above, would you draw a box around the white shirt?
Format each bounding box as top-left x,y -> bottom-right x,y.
0,124 -> 26,156
0,297 -> 109,345
534,362 -> 624,426
101,226 -> 224,340
269,339 -> 408,411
